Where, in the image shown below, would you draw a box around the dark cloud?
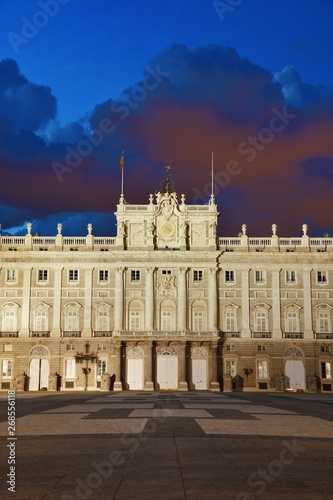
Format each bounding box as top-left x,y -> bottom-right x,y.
0,59 -> 57,132
0,46 -> 332,237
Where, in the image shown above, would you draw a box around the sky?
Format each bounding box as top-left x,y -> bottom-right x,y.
0,0 -> 333,237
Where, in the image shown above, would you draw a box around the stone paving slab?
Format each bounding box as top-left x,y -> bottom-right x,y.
196,414 -> 333,437
129,408 -> 213,418
183,404 -> 297,413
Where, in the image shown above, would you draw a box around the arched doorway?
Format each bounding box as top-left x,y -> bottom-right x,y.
156,346 -> 178,389
29,345 -> 50,390
284,346 -> 305,391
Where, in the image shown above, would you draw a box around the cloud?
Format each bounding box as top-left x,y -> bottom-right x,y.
0,58 -> 56,132
0,47 -> 333,237
273,65 -> 328,108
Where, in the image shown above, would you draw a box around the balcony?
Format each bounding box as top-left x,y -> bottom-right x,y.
93,331 -> 111,337
222,332 -> 240,339
62,331 -> 82,338
0,332 -> 18,338
284,332 -> 304,339
316,333 -> 333,340
252,332 -> 271,338
30,331 -> 50,338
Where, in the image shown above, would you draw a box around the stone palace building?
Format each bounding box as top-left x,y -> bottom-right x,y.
0,169 -> 332,392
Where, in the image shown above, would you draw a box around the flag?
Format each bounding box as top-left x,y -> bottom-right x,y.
118,152 -> 124,171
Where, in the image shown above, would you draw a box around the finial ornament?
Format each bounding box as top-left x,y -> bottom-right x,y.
160,165 -> 175,194
27,223 -> 32,235
302,224 -> 308,236
241,224 -> 247,236
272,224 -> 277,236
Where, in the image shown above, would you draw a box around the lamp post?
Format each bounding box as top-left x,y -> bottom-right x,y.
75,342 -> 97,391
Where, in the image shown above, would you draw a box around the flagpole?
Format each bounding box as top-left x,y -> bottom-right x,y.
120,150 -> 124,199
211,151 -> 214,201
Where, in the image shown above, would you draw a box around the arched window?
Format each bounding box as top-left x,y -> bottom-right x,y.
253,303 -> 270,333
284,303 -> 301,333
160,299 -> 176,331
223,303 -> 239,333
128,300 -> 144,331
33,302 -> 50,332
191,300 -> 207,331
315,304 -> 332,334
95,303 -> 112,332
64,302 -> 82,332
1,302 -> 19,333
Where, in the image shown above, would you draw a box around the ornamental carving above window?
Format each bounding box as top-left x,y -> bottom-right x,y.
30,346 -> 49,357
284,346 -> 303,358
156,346 -> 177,356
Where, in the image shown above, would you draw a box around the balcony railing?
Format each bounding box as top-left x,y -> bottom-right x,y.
62,331 -> 81,337
0,332 -> 18,338
252,332 -> 271,338
221,332 -> 240,338
30,331 -> 50,338
284,332 -> 304,339
316,333 -> 333,339
93,331 -> 112,337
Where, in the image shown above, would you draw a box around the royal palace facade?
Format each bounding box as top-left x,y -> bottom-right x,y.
0,172 -> 333,392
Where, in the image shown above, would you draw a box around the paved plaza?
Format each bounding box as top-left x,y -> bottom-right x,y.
0,391 -> 333,499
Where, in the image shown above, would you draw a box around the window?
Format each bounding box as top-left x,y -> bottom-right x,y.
286,270 -> 296,284
321,346 -> 330,353
66,344 -> 76,351
226,345 -> 235,352
2,303 -> 19,333
226,359 -> 236,377
225,311 -> 236,332
6,269 -> 17,282
225,270 -> 235,283
257,360 -> 268,378
98,344 -> 107,351
38,270 -> 48,282
193,311 -> 204,331
129,311 -> 141,331
318,312 -> 330,333
162,269 -> 171,275
65,359 -> 76,379
65,308 -> 80,331
2,360 -> 12,378
255,271 -> 266,284
285,311 -> 299,332
99,270 -> 109,282
97,358 -> 107,379
193,270 -> 203,282
131,270 -> 140,282
69,270 -> 79,282
3,344 -> 12,352
255,312 -> 267,332
321,361 -> 332,379
257,345 -> 266,352
97,310 -> 109,331
34,309 -> 48,331
161,311 -> 172,331
317,271 -> 328,284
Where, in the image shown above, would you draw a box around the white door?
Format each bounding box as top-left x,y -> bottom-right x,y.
127,359 -> 143,390
192,359 -> 207,390
157,355 -> 178,389
40,359 -> 49,389
29,359 -> 40,390
285,360 -> 305,391
29,359 -> 49,390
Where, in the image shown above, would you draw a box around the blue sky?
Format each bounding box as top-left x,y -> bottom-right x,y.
0,0 -> 333,236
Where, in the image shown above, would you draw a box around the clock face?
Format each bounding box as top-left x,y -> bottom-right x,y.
159,221 -> 176,238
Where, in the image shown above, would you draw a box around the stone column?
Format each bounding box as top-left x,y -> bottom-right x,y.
113,342 -> 123,391
145,268 -> 155,331
303,268 -> 313,338
51,268 -> 62,337
272,269 -> 282,338
144,342 -> 154,390
20,268 -> 32,337
210,342 -> 220,391
82,269 -> 93,337
177,267 -> 187,331
208,268 -> 218,331
241,269 -> 251,337
179,342 -> 188,390
114,267 -> 124,332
